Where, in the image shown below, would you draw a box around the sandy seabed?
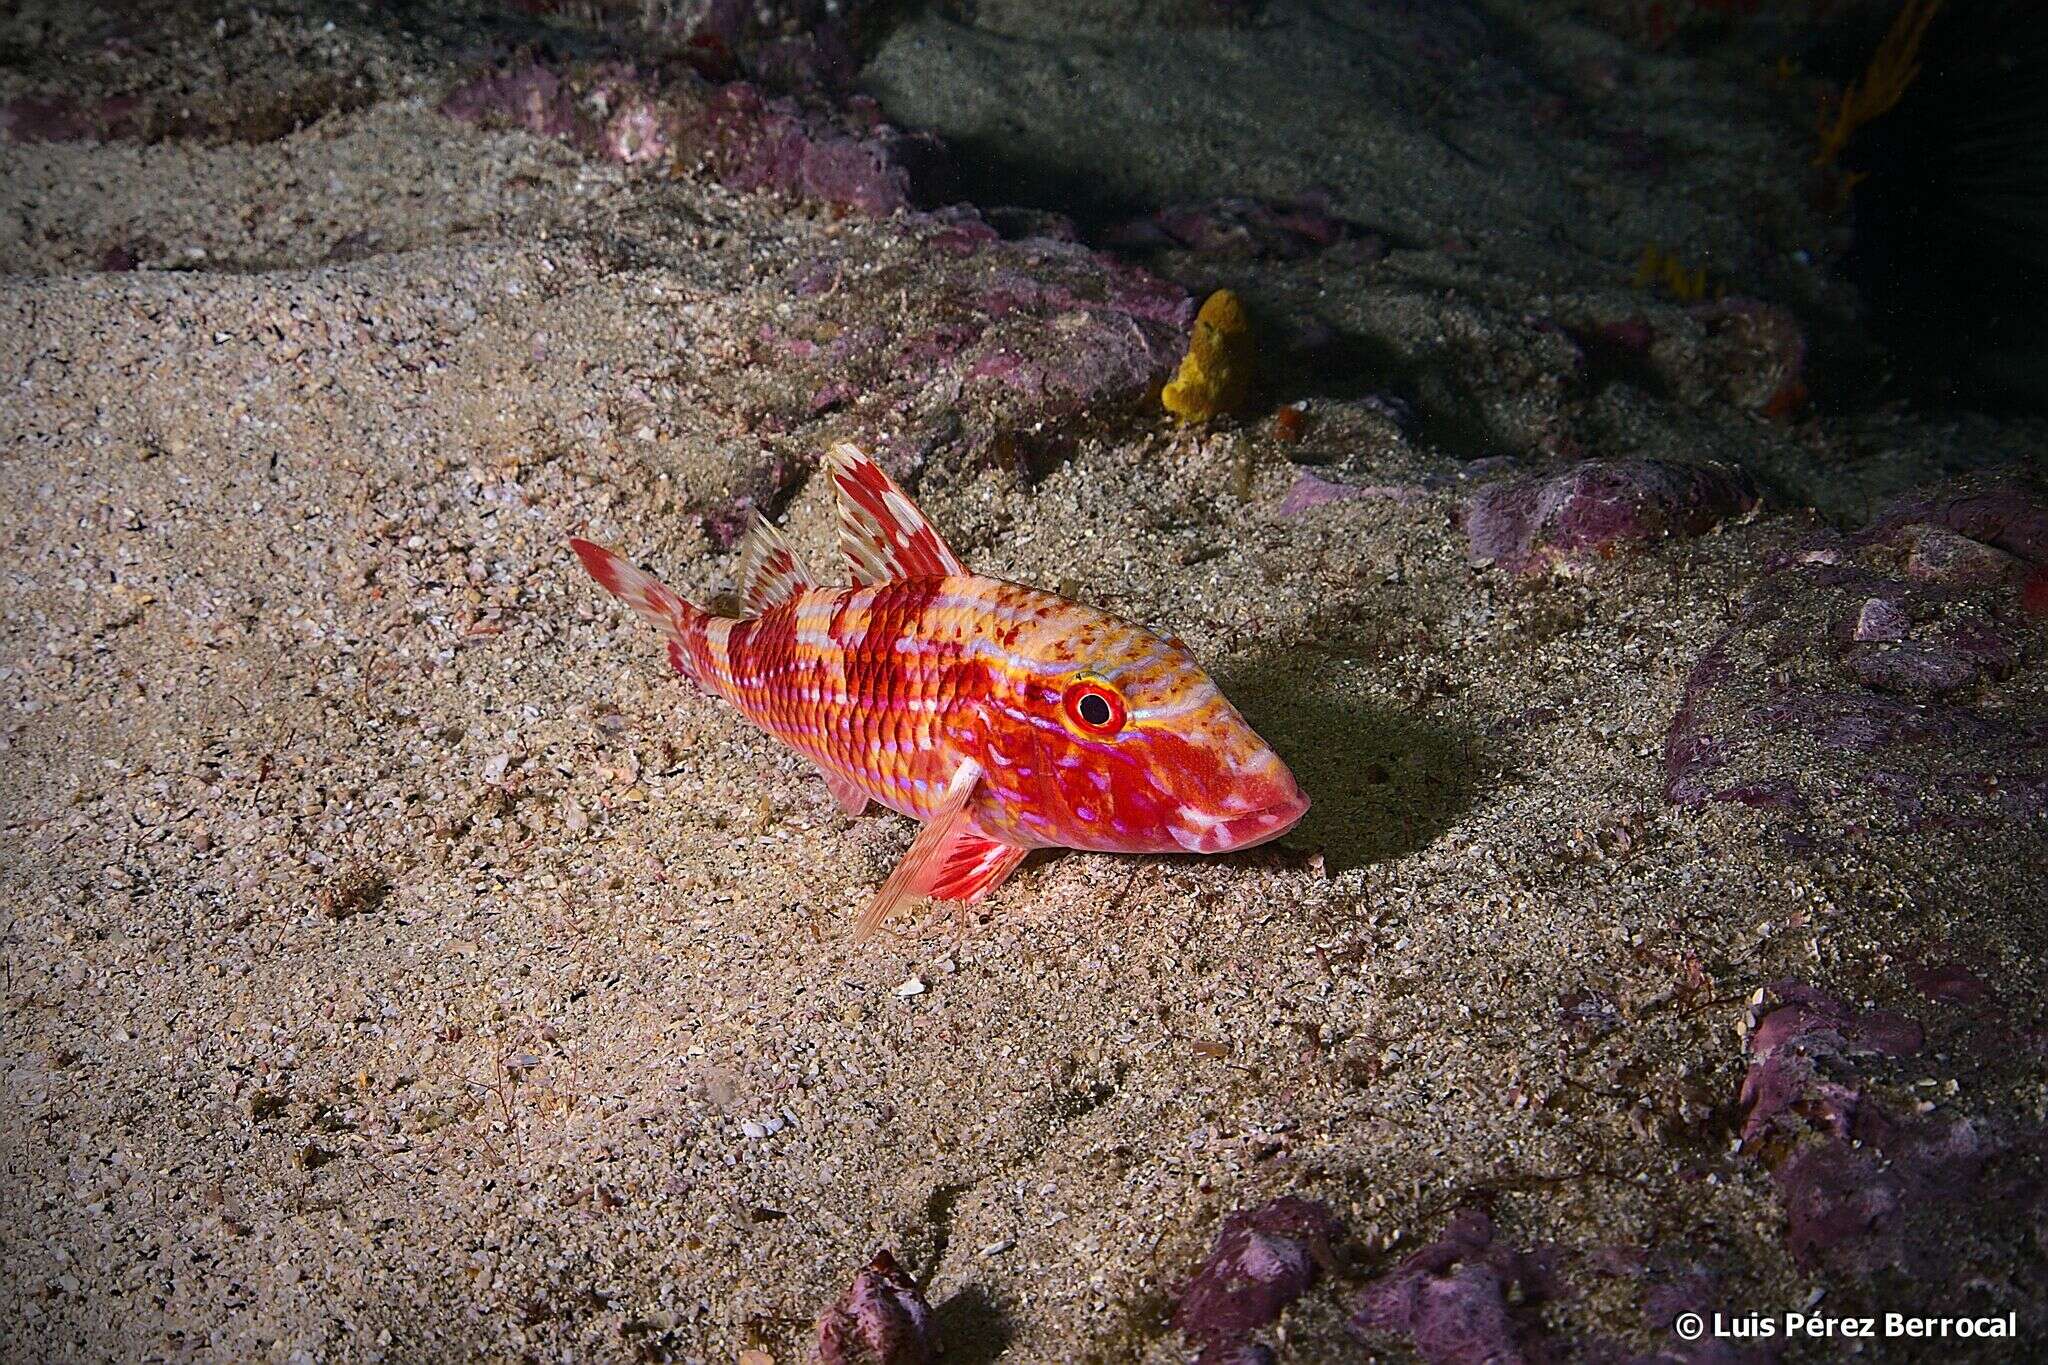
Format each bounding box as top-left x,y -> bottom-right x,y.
4,1 -> 2044,1361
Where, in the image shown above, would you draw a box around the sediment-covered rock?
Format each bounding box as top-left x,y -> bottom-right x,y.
1664,473 -> 2047,839
1463,458 -> 1761,576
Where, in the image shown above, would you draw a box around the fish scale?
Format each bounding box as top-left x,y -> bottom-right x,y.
719,580 -> 976,822
572,442 -> 1308,939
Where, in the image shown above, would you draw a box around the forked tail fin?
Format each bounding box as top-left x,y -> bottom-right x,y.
570,539 -> 708,683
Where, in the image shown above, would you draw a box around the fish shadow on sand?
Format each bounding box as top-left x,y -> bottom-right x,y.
932,1284 -> 1012,1363
1215,651 -> 1491,874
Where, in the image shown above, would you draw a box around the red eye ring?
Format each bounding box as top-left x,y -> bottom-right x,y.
1061,678 -> 1127,736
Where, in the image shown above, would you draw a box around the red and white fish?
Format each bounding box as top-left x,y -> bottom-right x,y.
572,443 -> 1308,938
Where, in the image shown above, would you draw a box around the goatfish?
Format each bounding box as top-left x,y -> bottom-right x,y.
571,443 -> 1308,939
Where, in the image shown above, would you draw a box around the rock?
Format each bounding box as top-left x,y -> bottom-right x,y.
1461,459 -> 1759,575
1689,298 -> 1808,418
1174,1196 -> 1343,1358
1664,482 -> 2048,836
814,1249 -> 937,1365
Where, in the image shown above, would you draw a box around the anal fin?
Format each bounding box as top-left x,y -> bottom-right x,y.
854,761 -> 1027,940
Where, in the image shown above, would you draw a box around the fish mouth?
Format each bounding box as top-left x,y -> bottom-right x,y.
1171,792 -> 1311,855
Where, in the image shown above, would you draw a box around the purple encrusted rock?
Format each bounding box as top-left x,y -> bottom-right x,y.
604,97 -> 675,165
1846,641 -> 1980,696
701,212 -> 1189,485
1103,192 -> 1366,261
1661,484 -> 2048,833
1663,643 -> 1734,805
440,59 -> 946,215
439,61 -> 587,144
3,90 -> 151,144
1772,1115 -> 2008,1279
1711,778 -> 1809,812
1902,524 -> 2025,586
813,1249 -> 937,1365
1738,985 -> 1922,1147
1762,983 -> 1925,1057
698,80 -> 934,214
1174,1196 -> 1343,1355
1909,961 -> 1993,1008
3,93 -> 94,143
1182,1345 -> 1276,1365
1726,975 -> 2048,1315
1350,1210 -> 1559,1365
982,206 -> 1082,243
1942,618 -> 2025,681
1637,1268 -> 1784,1365
1851,597 -> 1908,642
1862,475 -> 2048,570
1276,471 -> 1420,519
1462,458 -> 1760,575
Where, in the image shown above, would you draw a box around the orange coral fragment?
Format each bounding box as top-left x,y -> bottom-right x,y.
1814,0 -> 1942,167
1163,289 -> 1254,423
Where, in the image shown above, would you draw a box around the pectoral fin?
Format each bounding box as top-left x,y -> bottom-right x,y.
855,762 -> 1027,940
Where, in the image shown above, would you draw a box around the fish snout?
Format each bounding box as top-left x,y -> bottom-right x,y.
1170,771 -> 1310,855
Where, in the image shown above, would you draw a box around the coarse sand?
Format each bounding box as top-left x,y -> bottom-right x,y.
4,1 -> 2044,1361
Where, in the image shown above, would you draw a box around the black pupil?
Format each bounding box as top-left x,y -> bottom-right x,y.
1077,692 -> 1112,726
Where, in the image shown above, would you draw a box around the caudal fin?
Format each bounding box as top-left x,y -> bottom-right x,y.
570,539 -> 707,681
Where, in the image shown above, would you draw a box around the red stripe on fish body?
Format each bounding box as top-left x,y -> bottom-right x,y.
699,577 -> 988,822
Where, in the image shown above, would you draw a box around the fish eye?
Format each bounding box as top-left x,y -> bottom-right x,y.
1061,678 -> 1127,736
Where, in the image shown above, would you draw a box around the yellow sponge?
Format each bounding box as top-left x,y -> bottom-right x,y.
1162,289 -> 1253,423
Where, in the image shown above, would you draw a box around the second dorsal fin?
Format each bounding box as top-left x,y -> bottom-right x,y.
736,513 -> 813,616
825,442 -> 967,586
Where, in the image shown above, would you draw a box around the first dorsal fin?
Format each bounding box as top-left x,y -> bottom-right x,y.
736,513 -> 813,615
824,442 -> 967,586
